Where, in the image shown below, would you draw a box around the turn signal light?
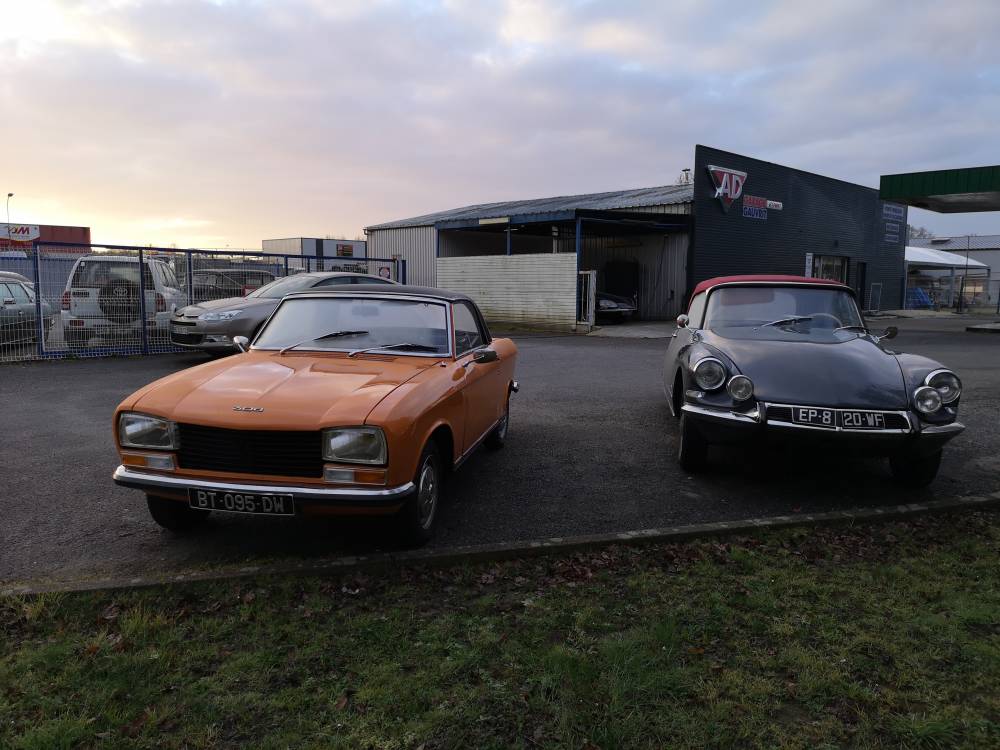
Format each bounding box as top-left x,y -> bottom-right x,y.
323,466 -> 387,485
61,291 -> 70,310
122,452 -> 176,471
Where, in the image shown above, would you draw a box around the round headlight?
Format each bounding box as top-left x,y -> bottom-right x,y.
913,385 -> 942,415
727,375 -> 754,401
926,370 -> 961,404
692,357 -> 727,391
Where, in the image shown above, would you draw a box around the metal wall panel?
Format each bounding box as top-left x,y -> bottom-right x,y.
367,226 -> 437,286
624,202 -> 692,215
437,254 -> 578,329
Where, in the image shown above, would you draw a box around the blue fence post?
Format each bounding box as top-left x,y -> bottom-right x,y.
284,256 -> 289,278
186,250 -> 194,305
137,247 -> 150,355
32,241 -> 45,358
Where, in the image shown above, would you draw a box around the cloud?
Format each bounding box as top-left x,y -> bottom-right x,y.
1,0 -> 998,247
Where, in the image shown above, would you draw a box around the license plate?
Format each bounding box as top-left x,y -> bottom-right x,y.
171,324 -> 189,335
188,489 -> 295,516
791,407 -> 837,428
791,407 -> 886,430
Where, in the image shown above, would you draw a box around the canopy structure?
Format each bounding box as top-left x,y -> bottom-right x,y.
904,245 -> 990,310
904,245 -> 988,269
880,165 -> 1000,213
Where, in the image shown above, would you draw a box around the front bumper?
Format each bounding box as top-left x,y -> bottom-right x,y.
112,465 -> 414,508
682,401 -> 964,452
169,316 -> 251,350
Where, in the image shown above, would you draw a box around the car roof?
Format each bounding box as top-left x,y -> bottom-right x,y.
691,274 -> 849,297
0,271 -> 30,280
75,254 -> 166,263
286,284 -> 472,303
195,268 -> 274,274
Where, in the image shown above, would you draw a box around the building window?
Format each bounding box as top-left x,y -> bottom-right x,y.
812,255 -> 849,283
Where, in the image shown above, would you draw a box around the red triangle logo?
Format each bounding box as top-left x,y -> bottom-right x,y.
706,165 -> 747,212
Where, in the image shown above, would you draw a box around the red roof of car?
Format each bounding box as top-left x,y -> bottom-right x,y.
690,275 -> 847,298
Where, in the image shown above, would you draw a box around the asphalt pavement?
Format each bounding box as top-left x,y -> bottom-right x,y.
2,317 -> 998,587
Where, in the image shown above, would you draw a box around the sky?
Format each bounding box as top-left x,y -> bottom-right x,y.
2,0 -> 999,248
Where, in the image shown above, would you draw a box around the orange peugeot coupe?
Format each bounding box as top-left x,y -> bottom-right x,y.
112,285 -> 518,544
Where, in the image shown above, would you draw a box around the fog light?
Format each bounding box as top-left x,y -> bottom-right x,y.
727,375 -> 754,401
205,335 -> 231,343
914,385 -> 942,414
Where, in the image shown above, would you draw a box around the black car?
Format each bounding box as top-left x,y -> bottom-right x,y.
596,291 -> 637,322
663,275 -> 964,486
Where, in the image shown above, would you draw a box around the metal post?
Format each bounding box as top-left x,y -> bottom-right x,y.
31,241 -> 44,358
575,217 -> 583,327
186,251 -> 194,305
137,247 -> 150,354
284,255 -> 289,278
506,225 -> 512,256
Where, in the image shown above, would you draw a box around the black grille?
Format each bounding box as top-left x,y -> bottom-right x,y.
171,332 -> 204,345
766,405 -> 909,430
177,423 -> 324,477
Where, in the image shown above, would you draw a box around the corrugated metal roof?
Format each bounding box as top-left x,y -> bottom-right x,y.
366,184 -> 694,230
909,235 -> 1000,252
905,245 -> 989,268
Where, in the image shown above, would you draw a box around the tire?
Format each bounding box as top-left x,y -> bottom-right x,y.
65,330 -> 90,350
146,495 -> 210,533
889,448 -> 942,488
396,443 -> 444,547
484,393 -> 510,450
677,412 -> 709,473
98,278 -> 141,325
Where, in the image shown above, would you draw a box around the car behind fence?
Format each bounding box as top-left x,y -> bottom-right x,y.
0,242 -> 406,363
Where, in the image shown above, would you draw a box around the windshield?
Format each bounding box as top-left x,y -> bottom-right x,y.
246,274 -> 318,299
254,297 -> 451,354
704,286 -> 864,341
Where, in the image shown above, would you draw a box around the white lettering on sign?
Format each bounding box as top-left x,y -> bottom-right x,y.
1,224 -> 40,242
706,165 -> 747,212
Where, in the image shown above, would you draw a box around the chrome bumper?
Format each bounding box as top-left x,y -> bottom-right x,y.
112,465 -> 414,506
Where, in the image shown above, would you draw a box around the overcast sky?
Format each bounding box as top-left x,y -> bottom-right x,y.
2,0 -> 998,248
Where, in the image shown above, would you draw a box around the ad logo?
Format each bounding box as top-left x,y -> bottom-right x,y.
706,165 -> 747,212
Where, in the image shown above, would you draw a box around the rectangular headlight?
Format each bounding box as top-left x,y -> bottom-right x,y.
322,427 -> 387,465
118,412 -> 178,450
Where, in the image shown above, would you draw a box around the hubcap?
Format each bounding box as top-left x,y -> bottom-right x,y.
417,457 -> 438,529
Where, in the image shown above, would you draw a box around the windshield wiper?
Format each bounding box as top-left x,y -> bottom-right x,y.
348,342 -> 440,358
278,330 -> 369,355
834,324 -> 868,333
761,315 -> 813,328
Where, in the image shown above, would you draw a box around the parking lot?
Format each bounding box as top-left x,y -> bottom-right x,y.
2,316 -> 998,588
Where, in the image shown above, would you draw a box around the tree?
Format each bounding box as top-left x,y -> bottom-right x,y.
908,224 -> 934,240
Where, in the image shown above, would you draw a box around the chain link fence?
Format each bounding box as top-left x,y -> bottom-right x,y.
0,243 -> 406,363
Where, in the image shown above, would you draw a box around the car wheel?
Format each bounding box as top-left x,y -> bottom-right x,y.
485,393 -> 510,450
146,495 -> 210,533
397,443 -> 443,547
677,412 -> 708,473
889,448 -> 942,488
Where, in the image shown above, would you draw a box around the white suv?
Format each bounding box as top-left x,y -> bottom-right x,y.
61,255 -> 185,350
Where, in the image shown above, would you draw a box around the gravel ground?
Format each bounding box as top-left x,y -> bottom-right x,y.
2,317 -> 998,587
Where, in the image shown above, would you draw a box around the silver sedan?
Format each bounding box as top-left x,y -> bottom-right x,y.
169,271 -> 398,352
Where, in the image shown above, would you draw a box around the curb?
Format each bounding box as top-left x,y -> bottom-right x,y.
966,325 -> 1000,334
4,492 -> 999,597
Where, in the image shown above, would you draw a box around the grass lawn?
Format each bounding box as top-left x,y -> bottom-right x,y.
2,511 -> 998,749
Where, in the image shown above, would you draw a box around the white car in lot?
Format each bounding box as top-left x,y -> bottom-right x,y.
61,255 -> 185,350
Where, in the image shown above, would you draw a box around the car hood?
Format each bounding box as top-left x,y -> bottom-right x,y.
127,351 -> 437,429
175,296 -> 278,317
699,331 -> 908,409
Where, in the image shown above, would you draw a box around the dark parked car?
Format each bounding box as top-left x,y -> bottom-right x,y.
663,275 -> 964,486
596,291 -> 637,322
185,268 -> 276,303
170,271 -> 398,353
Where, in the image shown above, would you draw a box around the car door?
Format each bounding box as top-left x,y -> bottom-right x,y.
0,283 -> 19,339
453,301 -> 503,452
7,281 -> 35,339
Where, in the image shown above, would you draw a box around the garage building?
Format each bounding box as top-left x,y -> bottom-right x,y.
366,145 -> 906,329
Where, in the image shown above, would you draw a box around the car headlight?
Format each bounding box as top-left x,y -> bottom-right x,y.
692,357 -> 727,391
913,386 -> 943,415
200,310 -> 243,321
118,412 -> 178,450
322,427 -> 387,465
926,370 -> 961,404
727,374 -> 754,401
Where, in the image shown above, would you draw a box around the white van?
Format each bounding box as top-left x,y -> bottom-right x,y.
61,255 -> 185,349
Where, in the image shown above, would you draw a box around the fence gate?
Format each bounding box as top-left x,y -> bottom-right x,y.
0,242 -> 407,363
577,270 -> 597,328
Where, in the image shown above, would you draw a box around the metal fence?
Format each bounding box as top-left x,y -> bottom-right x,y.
0,242 -> 406,363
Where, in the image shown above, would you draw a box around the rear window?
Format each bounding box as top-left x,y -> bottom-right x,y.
72,260 -> 154,289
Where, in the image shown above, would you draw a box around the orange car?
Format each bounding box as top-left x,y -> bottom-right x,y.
112,286 -> 518,544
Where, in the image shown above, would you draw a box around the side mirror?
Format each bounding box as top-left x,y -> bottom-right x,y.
233,335 -> 249,352
881,326 -> 898,340
676,314 -> 689,328
472,349 -> 499,364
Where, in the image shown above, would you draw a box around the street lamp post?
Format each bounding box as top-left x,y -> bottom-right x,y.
5,192 -> 12,244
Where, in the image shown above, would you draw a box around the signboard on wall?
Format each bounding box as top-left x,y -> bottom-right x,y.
0,224 -> 40,243
804,252 -> 814,277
